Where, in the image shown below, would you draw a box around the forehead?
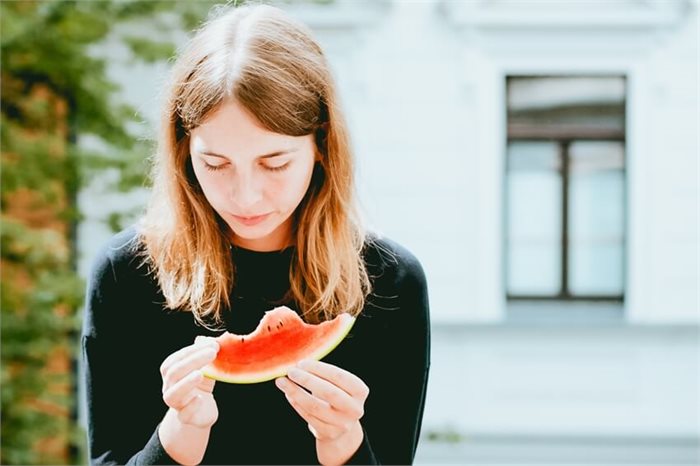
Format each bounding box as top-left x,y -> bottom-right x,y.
190,100 -> 301,158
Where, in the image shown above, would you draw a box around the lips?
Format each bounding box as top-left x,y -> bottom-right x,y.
231,213 -> 271,226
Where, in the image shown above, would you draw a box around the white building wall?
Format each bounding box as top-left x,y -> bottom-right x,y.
634,7 -> 699,324
427,325 -> 698,436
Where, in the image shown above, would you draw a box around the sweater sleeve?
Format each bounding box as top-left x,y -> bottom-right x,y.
344,424 -> 377,464
81,246 -> 177,465
354,246 -> 431,465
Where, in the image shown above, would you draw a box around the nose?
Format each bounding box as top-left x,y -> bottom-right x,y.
229,169 -> 263,211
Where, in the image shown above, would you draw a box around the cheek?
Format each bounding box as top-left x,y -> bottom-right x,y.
192,165 -> 227,206
274,163 -> 315,207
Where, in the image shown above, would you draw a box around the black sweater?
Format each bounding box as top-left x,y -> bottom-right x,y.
81,226 -> 430,465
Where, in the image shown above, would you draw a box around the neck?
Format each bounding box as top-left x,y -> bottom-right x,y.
229,223 -> 293,252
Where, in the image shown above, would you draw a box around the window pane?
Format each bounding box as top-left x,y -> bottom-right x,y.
507,76 -> 626,139
568,141 -> 625,295
506,142 -> 562,295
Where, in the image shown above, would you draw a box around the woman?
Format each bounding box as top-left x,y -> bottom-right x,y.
81,4 -> 430,465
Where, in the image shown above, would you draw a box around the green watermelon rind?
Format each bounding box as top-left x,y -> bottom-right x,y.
201,313 -> 355,384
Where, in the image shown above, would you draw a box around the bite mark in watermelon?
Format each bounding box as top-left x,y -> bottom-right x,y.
202,306 -> 355,384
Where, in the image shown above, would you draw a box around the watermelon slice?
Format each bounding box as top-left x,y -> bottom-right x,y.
202,306 -> 355,384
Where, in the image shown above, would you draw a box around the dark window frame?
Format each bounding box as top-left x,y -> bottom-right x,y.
504,75 -> 627,303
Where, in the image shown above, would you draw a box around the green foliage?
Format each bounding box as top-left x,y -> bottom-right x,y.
123,36 -> 177,64
0,1 -> 220,463
1,219 -> 84,465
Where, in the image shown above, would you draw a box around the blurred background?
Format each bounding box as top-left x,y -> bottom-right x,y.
1,0 -> 698,464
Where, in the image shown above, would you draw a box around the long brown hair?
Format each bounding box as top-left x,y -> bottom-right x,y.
135,4 -> 370,328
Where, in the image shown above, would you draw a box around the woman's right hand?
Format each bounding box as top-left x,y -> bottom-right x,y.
159,336 -> 220,428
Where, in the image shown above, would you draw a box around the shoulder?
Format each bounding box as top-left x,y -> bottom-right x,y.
83,225 -> 157,337
362,233 -> 427,291
360,234 -> 430,338
88,224 -> 149,286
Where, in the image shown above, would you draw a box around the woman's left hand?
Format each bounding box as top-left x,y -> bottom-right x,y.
275,359 -> 369,464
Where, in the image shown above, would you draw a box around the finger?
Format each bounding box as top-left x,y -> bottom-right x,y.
161,338 -> 219,374
160,339 -> 219,377
304,416 -> 343,442
194,335 -> 218,345
187,392 -> 217,426
281,390 -> 344,441
276,377 -> 346,426
163,370 -> 203,410
176,393 -> 212,425
287,367 -> 360,418
297,360 -> 369,401
308,423 -> 321,439
163,346 -> 218,388
197,375 -> 216,394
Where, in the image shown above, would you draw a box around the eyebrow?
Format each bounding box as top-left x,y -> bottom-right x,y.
200,149 -> 296,160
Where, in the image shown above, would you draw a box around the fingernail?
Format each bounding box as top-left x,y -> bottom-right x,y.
275,378 -> 287,390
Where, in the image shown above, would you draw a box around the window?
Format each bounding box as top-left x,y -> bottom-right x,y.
505,76 -> 626,301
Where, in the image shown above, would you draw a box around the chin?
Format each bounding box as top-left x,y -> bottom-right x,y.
230,225 -> 272,238
231,219 -> 281,236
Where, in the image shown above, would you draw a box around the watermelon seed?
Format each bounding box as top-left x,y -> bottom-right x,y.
267,325 -> 271,332
241,337 -> 244,343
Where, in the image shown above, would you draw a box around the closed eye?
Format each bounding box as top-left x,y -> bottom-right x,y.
264,162 -> 290,172
202,161 -> 290,173
203,161 -> 227,172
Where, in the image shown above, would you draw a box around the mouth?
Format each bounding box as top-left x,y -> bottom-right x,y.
231,213 -> 271,226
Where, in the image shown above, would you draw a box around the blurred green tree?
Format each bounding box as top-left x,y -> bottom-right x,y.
0,1 -> 221,463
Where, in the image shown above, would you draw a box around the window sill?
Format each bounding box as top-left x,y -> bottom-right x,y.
505,300 -> 625,326
431,301 -> 699,333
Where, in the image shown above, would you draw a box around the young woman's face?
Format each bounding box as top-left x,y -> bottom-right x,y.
189,99 -> 317,251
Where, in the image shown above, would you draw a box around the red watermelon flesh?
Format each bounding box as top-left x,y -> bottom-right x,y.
202,306 -> 355,384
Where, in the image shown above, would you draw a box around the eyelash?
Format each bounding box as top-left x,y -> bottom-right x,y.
264,164 -> 290,173
203,163 -> 226,172
203,162 -> 289,173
